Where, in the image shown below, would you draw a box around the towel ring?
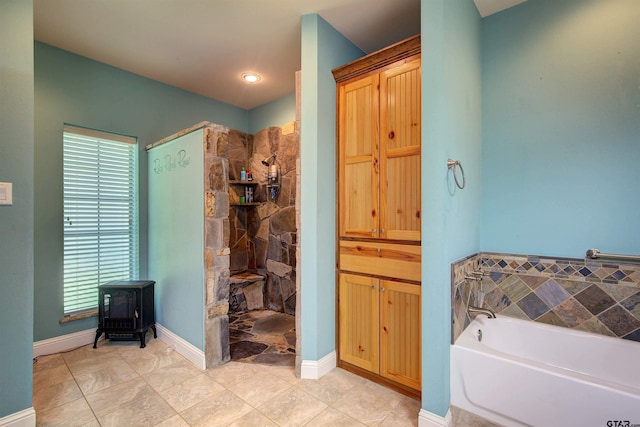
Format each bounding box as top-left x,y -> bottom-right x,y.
447,159 -> 466,190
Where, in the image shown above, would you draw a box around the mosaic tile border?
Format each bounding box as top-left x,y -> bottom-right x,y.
480,252 -> 640,286
451,252 -> 640,344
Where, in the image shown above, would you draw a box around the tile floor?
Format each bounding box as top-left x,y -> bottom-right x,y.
33,334 -> 422,426
229,310 -> 296,366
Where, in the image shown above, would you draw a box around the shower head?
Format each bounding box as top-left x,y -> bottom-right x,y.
261,153 -> 276,166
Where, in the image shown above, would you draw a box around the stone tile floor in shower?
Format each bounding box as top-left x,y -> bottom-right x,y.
229,310 -> 296,366
32,331 -> 422,426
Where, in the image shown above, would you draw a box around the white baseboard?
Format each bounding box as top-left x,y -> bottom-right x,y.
33,328 -> 100,358
418,408 -> 451,427
155,323 -> 206,370
0,407 -> 35,427
33,324 -> 205,371
300,350 -> 336,379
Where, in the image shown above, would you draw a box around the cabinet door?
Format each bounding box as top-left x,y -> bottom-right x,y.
379,59 -> 421,241
339,273 -> 379,373
379,279 -> 421,390
338,75 -> 380,239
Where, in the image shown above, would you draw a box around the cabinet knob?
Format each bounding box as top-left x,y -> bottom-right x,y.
371,285 -> 375,290
376,248 -> 381,253
381,228 -> 385,234
380,287 -> 385,292
372,228 -> 377,235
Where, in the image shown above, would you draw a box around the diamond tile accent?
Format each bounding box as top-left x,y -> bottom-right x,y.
620,291 -> 640,320
536,311 -> 568,328
574,285 -> 616,315
552,297 -> 593,327
500,275 -> 530,304
623,328 -> 640,343
597,305 -> 640,337
535,279 -> 571,308
517,293 -> 550,320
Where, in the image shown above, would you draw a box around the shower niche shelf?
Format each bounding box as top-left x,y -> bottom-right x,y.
229,180 -> 260,206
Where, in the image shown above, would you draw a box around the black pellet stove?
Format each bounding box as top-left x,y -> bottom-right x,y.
93,280 -> 156,349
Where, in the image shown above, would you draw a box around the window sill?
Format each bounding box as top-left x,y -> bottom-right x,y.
59,308 -> 98,324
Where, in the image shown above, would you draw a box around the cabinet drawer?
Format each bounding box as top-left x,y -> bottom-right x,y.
339,241 -> 421,282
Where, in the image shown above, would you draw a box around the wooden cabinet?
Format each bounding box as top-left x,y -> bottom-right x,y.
333,35 -> 421,396
336,38 -> 421,241
339,273 -> 421,391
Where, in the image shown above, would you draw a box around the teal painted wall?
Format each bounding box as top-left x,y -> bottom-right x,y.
148,131 -> 205,349
481,0 -> 640,258
34,42 -> 248,341
0,0 -> 35,418
248,92 -> 296,134
300,14 -> 364,360
421,0 -> 482,416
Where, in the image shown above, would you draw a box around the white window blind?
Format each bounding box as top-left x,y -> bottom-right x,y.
63,125 -> 139,314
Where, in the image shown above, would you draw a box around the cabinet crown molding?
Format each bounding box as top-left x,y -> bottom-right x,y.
332,35 -> 421,83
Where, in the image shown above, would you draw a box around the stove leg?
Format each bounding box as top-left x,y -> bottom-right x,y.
93,329 -> 103,349
139,331 -> 146,348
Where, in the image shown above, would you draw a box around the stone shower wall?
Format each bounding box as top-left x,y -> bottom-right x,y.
203,124 -> 231,367
452,252 -> 640,344
226,123 -> 299,316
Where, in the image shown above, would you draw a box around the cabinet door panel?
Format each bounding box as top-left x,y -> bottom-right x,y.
380,280 -> 421,390
339,75 -> 379,238
339,273 -> 379,373
382,153 -> 421,241
380,59 -> 421,241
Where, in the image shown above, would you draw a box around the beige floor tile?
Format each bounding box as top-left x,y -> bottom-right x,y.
159,373 -> 226,412
179,390 -> 254,427
262,364 -> 300,385
121,345 -> 186,375
33,364 -> 74,389
225,370 -> 293,407
296,369 -> 358,404
257,387 -> 327,427
154,414 -> 191,427
73,359 -> 139,395
64,352 -> 124,377
142,359 -> 202,392
450,405 -> 505,427
84,379 -> 152,416
330,381 -> 403,426
305,407 -> 367,426
33,379 -> 83,412
35,397 -> 97,427
97,390 -> 177,427
205,360 -> 261,387
33,335 -> 419,427
226,409 -> 279,427
33,354 -> 66,372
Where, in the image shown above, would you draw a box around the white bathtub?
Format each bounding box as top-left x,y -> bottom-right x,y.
451,315 -> 640,427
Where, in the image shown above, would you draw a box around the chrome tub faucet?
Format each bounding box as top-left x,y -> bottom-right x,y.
468,305 -> 496,319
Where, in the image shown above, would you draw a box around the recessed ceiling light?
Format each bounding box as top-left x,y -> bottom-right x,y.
241,73 -> 261,83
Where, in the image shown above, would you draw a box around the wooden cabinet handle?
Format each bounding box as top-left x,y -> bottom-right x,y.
389,131 -> 395,139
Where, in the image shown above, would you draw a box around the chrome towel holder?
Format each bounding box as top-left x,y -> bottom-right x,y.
586,248 -> 640,262
447,159 -> 466,189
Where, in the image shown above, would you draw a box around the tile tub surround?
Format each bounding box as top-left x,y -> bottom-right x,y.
452,252 -> 640,343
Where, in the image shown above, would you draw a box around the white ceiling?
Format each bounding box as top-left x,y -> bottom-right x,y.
34,0 -> 523,110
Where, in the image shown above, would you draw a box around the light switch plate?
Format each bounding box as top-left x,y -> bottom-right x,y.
0,182 -> 13,205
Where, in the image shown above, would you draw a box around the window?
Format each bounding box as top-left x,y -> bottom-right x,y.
63,125 -> 138,315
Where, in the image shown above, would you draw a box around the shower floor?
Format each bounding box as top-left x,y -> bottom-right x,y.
229,310 -> 296,367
